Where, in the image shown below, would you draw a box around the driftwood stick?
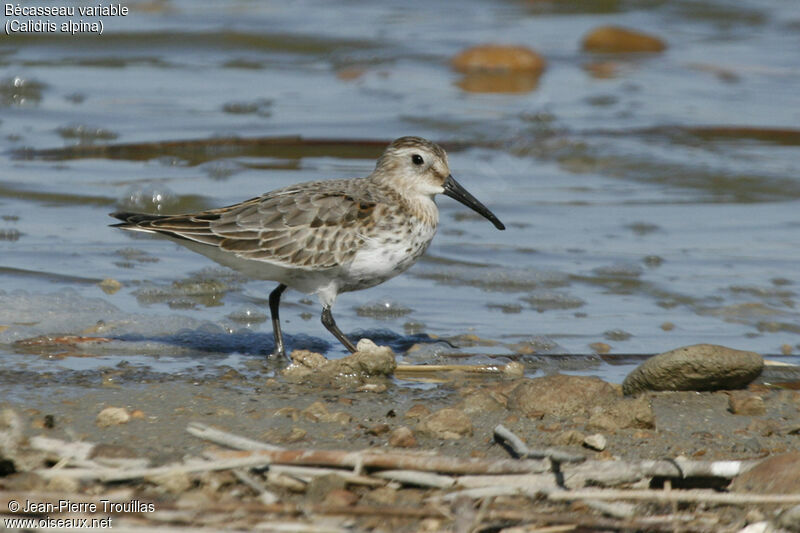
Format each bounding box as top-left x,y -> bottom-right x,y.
561,458 -> 758,488
372,470 -> 455,489
34,456 -> 273,482
204,449 -> 549,475
548,488 -> 800,505
187,422 -> 284,451
494,425 -> 585,464
395,364 -> 504,374
267,465 -> 385,487
455,473 -> 558,490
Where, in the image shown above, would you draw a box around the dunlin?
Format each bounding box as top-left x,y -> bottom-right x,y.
111,136 -> 505,357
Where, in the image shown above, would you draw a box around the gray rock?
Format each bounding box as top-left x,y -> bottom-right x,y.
622,344 -> 763,395
583,433 -> 607,451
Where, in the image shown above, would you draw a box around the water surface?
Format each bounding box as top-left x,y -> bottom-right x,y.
2,0 -> 799,388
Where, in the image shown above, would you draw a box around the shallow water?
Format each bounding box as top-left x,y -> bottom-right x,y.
2,0 -> 799,387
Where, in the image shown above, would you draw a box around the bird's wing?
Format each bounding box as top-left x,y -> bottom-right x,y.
112,179 -> 387,270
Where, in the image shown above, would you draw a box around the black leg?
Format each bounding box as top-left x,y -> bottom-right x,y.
321,306 -> 357,353
269,283 -> 288,358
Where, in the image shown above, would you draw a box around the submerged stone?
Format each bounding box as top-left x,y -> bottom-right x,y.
582,26 -> 666,53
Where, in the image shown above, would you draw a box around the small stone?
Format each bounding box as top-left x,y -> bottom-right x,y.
356,383 -> 387,393
554,430 -> 585,446
302,401 -> 331,422
388,426 -> 417,448
330,412 -> 352,425
98,278 -> 122,294
284,427 -> 307,443
90,444 -> 138,459
582,26 -> 666,54
451,44 -> 546,94
587,412 -> 619,432
510,375 -> 619,418
417,408 -> 473,439
459,389 -> 507,414
148,471 -> 193,493
782,344 -> 793,355
452,44 -> 546,74
583,433 -> 607,451
661,322 -> 675,331
364,486 -> 398,505
623,344 -> 764,395
594,396 -> 655,430
589,342 -> 611,354
282,350 -> 328,380
404,404 -> 431,420
503,361 -> 525,376
368,423 -> 390,436
96,406 -> 131,427
273,407 -> 300,420
324,488 -> 359,507
729,393 -> 766,416
306,474 -> 347,503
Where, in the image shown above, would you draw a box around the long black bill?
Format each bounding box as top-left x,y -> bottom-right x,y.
442,175 -> 505,230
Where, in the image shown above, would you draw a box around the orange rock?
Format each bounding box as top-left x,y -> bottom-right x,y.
452,44 -> 546,74
582,26 -> 666,53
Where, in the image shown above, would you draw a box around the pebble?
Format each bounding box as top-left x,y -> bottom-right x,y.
728,393 -> 766,416
283,340 -> 396,385
98,278 -> 122,294
510,375 -> 619,418
388,426 -> 417,448
417,408 -> 473,439
452,44 -> 546,74
588,396 -> 654,431
367,423 -> 390,436
301,402 -> 351,425
554,430 -> 585,446
459,389 -> 507,414
96,406 -> 131,427
404,404 -> 431,420
622,344 -> 764,395
324,488 -> 359,507
306,473 -> 347,503
503,361 -> 525,377
589,342 -> 611,354
451,44 -> 546,94
582,26 -> 666,53
147,471 -> 192,494
583,433 -> 607,451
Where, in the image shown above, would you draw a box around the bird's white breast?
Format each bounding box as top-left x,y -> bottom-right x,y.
341,220 -> 436,293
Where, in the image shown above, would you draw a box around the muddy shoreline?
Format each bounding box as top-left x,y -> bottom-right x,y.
2,344 -> 800,531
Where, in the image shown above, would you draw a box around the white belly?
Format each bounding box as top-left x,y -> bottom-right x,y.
341,223 -> 436,293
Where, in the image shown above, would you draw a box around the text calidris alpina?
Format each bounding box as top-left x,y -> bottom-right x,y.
111,136 -> 505,357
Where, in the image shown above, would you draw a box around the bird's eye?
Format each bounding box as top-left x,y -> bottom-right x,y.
411,154 -> 424,166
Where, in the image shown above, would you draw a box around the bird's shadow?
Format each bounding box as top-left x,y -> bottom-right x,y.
114,328 -> 437,358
